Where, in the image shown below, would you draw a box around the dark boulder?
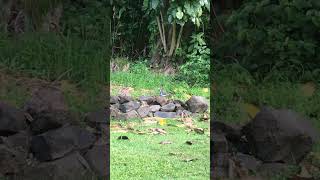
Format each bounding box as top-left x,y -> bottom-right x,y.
110,105 -> 121,119
0,102 -> 27,136
154,111 -> 177,118
160,103 -> 176,112
2,131 -> 30,159
242,107 -> 320,164
30,136 -> 52,162
31,125 -> 96,161
139,96 -> 155,104
173,100 -> 187,110
149,105 -> 161,112
212,121 -> 249,154
122,110 -> 140,120
176,110 -> 192,117
155,96 -> 167,106
119,101 -> 140,113
84,144 -> 108,178
0,144 -> 27,175
110,96 -> 119,104
212,133 -> 228,153
137,106 -> 150,118
234,153 -> 262,172
186,96 -> 209,113
256,163 -> 292,177
118,95 -> 133,104
84,110 -> 108,130
24,86 -> 73,134
18,152 -> 94,180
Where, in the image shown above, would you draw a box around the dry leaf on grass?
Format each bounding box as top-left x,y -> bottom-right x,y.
143,117 -> 159,125
183,158 -> 198,162
148,128 -> 167,135
200,113 -> 209,121
176,124 -> 186,128
194,128 -> 205,134
184,122 -> 195,129
110,123 -> 122,129
126,122 -> 136,130
169,152 -> 183,156
133,130 -> 147,135
182,117 -> 193,124
159,141 -> 172,145
111,124 -> 129,133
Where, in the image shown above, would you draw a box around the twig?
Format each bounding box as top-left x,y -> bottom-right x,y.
212,4 -> 225,33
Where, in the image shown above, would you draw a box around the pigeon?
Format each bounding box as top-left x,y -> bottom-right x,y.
159,86 -> 168,97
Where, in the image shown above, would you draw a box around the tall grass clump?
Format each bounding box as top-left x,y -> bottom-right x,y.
0,32 -> 108,89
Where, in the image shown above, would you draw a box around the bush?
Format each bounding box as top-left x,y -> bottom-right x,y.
178,32 -> 210,86
215,0 -> 320,80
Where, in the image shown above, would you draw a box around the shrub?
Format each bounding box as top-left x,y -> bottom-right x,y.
215,0 -> 320,80
178,32 -> 210,86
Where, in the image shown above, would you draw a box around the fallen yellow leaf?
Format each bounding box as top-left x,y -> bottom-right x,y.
202,88 -> 209,93
243,103 -> 260,119
158,119 -> 166,126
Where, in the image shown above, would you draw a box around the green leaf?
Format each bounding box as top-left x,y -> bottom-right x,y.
176,10 -> 184,19
151,0 -> 159,10
143,0 -> 149,10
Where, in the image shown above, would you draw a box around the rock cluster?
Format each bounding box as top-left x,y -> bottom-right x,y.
0,86 -> 108,180
212,107 -> 320,179
110,95 -> 209,120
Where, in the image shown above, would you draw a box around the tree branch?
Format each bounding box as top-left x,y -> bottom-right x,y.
160,11 -> 167,53
168,22 -> 176,57
175,24 -> 184,51
156,16 -> 167,53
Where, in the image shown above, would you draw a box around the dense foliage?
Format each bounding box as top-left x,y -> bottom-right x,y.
178,32 -> 210,86
112,0 -> 211,86
214,0 -> 320,81
111,0 -> 148,57
63,0 -> 111,42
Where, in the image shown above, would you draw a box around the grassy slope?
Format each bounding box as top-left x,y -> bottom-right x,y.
111,62 -> 209,101
0,32 -> 108,121
0,70 -> 105,123
214,65 -> 320,179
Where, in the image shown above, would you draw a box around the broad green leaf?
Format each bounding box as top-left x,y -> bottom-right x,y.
176,10 -> 184,19
143,0 -> 149,10
151,0 -> 159,10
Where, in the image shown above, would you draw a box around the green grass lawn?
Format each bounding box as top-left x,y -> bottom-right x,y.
110,119 -> 210,180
